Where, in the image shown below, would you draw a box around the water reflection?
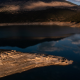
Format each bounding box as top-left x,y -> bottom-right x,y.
0,34 -> 80,56
0,25 -> 80,38
38,41 -> 62,52
0,26 -> 80,80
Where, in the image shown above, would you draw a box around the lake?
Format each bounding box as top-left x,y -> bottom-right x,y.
0,25 -> 80,80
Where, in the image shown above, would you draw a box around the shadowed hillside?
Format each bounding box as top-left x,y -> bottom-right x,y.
0,7 -> 80,23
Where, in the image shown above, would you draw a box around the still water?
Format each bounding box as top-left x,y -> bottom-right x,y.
0,25 -> 80,80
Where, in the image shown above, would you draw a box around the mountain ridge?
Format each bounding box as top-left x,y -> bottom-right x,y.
0,7 -> 80,23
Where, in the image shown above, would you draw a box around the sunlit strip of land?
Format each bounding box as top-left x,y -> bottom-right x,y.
0,1 -> 76,12
0,22 -> 80,27
0,50 -> 73,78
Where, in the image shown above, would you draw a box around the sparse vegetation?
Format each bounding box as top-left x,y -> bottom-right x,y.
0,7 -> 80,23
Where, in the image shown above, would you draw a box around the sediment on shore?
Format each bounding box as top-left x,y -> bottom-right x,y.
0,22 -> 80,27
0,50 -> 73,78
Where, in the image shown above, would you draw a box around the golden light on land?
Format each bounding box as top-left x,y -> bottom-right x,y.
0,50 -> 73,78
24,1 -> 75,10
0,5 -> 20,12
0,1 -> 75,12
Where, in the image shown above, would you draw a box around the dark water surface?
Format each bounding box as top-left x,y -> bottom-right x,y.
0,25 -> 80,80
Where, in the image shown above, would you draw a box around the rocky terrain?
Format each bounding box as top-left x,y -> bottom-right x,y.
0,1 -> 80,23
0,0 -> 76,12
0,50 -> 73,78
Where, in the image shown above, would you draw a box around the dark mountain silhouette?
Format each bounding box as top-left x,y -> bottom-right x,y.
0,7 -> 80,23
0,0 -> 79,23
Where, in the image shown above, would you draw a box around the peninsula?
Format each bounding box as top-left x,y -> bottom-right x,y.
0,50 -> 73,78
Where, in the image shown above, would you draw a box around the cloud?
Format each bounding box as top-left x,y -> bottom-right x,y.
67,0 -> 80,1
38,41 -> 62,52
72,40 -> 80,44
74,0 -> 80,1
73,50 -> 80,54
66,0 -> 80,5
67,34 -> 80,45
0,1 -> 75,12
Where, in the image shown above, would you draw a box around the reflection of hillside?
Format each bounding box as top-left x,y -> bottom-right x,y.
0,34 -> 73,48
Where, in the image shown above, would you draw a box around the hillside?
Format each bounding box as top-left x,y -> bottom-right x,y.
0,0 -> 79,23
0,7 -> 80,23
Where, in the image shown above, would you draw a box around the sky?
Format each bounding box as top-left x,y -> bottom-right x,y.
67,0 -> 80,5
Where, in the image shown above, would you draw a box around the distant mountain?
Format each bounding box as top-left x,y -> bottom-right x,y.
0,0 -> 77,6
0,0 -> 77,12
0,0 -> 79,23
0,7 -> 80,23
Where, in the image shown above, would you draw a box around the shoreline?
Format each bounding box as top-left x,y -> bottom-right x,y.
0,50 -> 73,78
0,22 -> 80,27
